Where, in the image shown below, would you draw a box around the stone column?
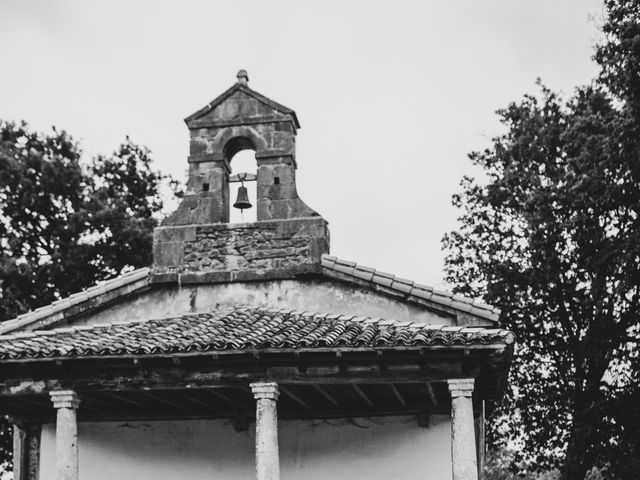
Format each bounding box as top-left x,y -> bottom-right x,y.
12,422 -> 27,480
250,382 -> 280,480
50,391 -> 80,480
448,379 -> 478,480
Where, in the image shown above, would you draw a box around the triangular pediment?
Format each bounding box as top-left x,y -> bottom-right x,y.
0,256 -> 499,335
184,84 -> 300,129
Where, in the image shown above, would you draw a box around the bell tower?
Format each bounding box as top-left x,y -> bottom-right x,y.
163,70 -> 319,225
151,71 -> 330,285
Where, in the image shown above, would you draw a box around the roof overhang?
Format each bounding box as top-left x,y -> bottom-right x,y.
0,344 -> 512,423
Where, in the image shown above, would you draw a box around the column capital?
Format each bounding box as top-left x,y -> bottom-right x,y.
447,378 -> 475,398
250,382 -> 279,400
50,390 -> 80,409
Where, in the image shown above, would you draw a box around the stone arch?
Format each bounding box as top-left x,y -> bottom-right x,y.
225,137 -> 259,223
223,136 -> 256,162
216,127 -> 269,163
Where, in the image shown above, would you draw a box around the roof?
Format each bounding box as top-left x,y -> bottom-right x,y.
184,82 -> 301,129
0,307 -> 514,361
0,268 -> 150,336
0,256 -> 501,335
321,256 -> 500,322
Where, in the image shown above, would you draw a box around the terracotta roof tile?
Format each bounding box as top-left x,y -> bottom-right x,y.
321,255 -> 500,322
372,275 -> 394,288
391,281 -> 413,294
0,307 -> 514,361
351,269 -> 375,282
0,268 -> 150,335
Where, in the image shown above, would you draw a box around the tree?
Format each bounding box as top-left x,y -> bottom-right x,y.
0,121 -> 177,467
443,2 -> 640,479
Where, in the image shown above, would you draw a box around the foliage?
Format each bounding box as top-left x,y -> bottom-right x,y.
0,121 -> 177,465
444,1 -> 640,478
485,449 -> 561,480
485,449 -> 607,480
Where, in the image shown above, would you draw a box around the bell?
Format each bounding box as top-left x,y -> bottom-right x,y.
233,184 -> 252,211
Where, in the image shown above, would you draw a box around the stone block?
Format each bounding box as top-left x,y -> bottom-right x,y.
274,121 -> 292,133
189,139 -> 207,155
152,241 -> 184,269
154,226 -> 197,243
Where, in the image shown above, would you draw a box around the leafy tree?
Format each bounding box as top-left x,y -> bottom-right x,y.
443,2 -> 640,479
0,121 -> 177,466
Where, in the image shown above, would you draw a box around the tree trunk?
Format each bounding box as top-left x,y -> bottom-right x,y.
562,394 -> 597,480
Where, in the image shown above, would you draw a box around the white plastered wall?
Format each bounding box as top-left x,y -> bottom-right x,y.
70,279 -> 472,329
39,415 -> 452,480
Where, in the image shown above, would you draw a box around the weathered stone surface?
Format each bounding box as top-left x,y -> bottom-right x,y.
251,382 -> 280,480
13,423 -> 26,480
50,390 -> 80,480
162,160 -> 230,226
151,217 -> 329,284
26,425 -> 40,480
163,73 -> 319,225
448,379 -> 478,480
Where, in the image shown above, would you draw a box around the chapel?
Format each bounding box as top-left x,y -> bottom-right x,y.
0,71 -> 514,480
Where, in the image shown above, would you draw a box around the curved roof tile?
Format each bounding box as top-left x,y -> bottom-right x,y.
321,255 -> 500,322
0,307 -> 514,361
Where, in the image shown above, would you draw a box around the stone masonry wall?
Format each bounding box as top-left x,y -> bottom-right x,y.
165,83 -> 317,226
151,217 -> 329,284
184,226 -> 313,272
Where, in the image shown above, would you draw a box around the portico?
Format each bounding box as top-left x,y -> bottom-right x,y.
0,307 -> 512,480
35,377 -> 481,480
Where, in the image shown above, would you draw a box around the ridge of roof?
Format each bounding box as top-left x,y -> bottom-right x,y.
0,268 -> 150,335
184,83 -> 300,128
321,255 -> 501,323
0,306 -> 515,361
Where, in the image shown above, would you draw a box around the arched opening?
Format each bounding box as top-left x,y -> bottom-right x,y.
227,140 -> 257,224
223,136 -> 255,161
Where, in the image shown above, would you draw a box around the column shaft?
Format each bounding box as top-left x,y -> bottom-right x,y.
448,379 -> 478,480
251,382 -> 280,480
12,423 -> 27,480
50,391 -> 80,480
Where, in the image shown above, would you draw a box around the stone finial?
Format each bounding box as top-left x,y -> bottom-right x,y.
447,378 -> 475,398
250,382 -> 279,400
50,390 -> 81,409
237,69 -> 249,85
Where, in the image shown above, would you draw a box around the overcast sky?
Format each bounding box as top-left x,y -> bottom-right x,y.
0,0 -> 604,289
